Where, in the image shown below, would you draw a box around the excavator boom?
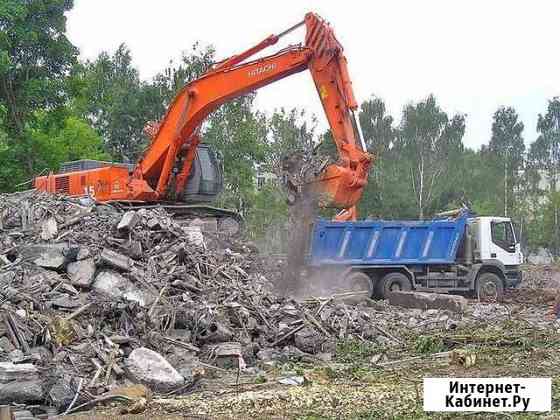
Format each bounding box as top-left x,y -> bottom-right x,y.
35,12 -> 373,221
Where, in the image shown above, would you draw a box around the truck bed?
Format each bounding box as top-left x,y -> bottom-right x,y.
308,215 -> 467,266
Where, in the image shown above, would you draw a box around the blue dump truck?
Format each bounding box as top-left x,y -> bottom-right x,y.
308,210 -> 523,299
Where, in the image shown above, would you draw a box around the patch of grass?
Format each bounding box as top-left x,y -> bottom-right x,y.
335,338 -> 379,363
414,335 -> 447,354
314,365 -> 338,380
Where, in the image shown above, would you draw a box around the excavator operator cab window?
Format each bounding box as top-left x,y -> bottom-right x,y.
198,147 -> 216,186
182,144 -> 224,202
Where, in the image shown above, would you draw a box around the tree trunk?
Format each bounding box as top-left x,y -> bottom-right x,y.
555,203 -> 559,257
504,159 -> 508,217
418,154 -> 424,219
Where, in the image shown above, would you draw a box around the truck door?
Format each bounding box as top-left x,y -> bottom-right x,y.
489,220 -> 518,265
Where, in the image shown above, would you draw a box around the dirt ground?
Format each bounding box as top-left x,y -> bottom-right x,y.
69,265 -> 560,420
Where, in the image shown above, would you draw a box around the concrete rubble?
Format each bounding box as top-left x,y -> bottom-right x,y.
125,347 -> 185,392
93,270 -> 152,307
66,258 -> 96,288
388,291 -> 468,313
0,190 -> 557,416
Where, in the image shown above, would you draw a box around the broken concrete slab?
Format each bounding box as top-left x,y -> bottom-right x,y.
125,347 -> 184,392
40,217 -> 58,241
117,211 -> 139,232
99,248 -> 133,271
0,380 -> 44,404
22,244 -> 68,269
50,295 -> 85,309
388,291 -> 468,313
184,226 -> 204,247
66,258 -> 96,288
0,362 -> 38,382
278,375 -> 305,386
211,342 -> 246,369
93,270 -> 152,307
189,218 -> 218,233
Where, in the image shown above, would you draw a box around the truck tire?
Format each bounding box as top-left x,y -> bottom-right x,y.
343,271 -> 374,302
377,272 -> 412,299
476,272 -> 504,301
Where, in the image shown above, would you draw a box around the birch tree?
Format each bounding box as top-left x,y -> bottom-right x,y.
527,98 -> 560,253
528,98 -> 560,192
488,106 -> 525,216
399,95 -> 465,219
357,96 -> 400,217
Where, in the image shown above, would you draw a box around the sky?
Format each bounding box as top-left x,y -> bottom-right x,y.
66,0 -> 560,149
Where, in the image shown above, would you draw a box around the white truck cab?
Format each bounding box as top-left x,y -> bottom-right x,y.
468,216 -> 523,289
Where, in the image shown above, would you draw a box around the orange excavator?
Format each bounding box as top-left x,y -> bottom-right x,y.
35,12 -> 372,225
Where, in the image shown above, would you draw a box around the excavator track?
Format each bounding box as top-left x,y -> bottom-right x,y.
109,202 -> 243,236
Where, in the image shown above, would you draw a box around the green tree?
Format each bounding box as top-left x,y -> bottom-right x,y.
528,98 -> 560,192
70,44 -> 163,161
0,0 -> 78,136
359,96 -> 396,154
151,43 -> 215,106
0,110 -> 107,191
245,184 -> 289,247
452,147 -> 502,216
265,108 -> 317,173
488,106 -> 525,216
0,0 -> 78,183
524,98 -> 560,253
204,96 -> 268,212
399,94 -> 466,219
30,114 -> 108,171
0,105 -> 7,153
356,96 -> 407,218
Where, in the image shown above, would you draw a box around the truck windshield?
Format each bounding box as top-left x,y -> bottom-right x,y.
491,221 -> 516,251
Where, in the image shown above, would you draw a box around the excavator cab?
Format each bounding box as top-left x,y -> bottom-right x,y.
180,144 -> 224,202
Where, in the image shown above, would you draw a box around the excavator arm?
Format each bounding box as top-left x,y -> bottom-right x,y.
130,12 -> 372,220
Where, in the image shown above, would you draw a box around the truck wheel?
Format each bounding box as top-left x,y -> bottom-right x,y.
476,272 -> 504,301
377,272 -> 412,299
342,271 -> 373,303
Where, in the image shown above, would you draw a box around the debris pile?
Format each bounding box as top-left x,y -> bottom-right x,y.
521,264 -> 560,289
1,191 -> 558,416
0,191 -> 399,413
